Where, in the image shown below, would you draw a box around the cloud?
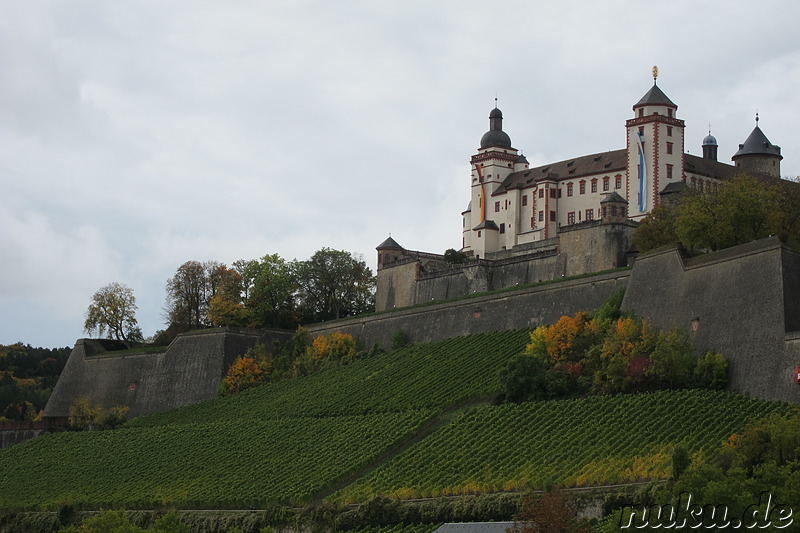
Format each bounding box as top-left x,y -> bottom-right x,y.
1,0 -> 799,346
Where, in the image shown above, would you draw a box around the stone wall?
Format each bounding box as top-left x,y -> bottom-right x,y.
376,222 -> 634,311
308,269 -> 630,349
43,327 -> 292,419
621,237 -> 800,404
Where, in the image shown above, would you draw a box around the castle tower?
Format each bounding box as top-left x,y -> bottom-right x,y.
462,104 -> 519,256
732,114 -> 782,177
376,236 -> 405,270
601,192 -> 628,223
625,68 -> 685,219
702,128 -> 718,161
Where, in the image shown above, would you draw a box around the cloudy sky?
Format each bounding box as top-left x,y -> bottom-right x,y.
2,1 -> 799,348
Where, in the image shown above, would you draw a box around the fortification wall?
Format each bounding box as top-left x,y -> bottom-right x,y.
379,223 -> 633,311
621,237 -> 800,404
43,328 -> 291,419
308,269 -> 630,349
559,222 -> 634,276
40,237 -> 800,432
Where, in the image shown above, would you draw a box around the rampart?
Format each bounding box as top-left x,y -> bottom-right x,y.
621,237 -> 800,403
376,222 -> 636,311
42,327 -> 292,420
39,236 -> 800,440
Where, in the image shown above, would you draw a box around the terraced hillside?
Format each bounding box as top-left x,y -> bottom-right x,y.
0,329 -> 796,512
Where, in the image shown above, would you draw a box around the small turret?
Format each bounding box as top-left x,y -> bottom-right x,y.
601,192 -> 628,223
732,113 -> 782,177
702,126 -> 718,161
376,236 -> 405,270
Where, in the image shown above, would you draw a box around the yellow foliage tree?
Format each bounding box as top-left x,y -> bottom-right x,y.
308,331 -> 357,361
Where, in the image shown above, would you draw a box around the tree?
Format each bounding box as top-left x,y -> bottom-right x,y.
247,254 -> 297,328
84,282 -> 139,341
632,204 -> 679,253
164,260 -> 234,329
294,248 -> 375,322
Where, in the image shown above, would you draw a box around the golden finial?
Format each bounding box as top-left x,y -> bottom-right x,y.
652,65 -> 659,83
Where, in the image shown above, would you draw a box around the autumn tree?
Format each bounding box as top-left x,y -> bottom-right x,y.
294,248 -> 375,322
165,260 -> 237,330
84,282 -> 139,341
208,265 -> 246,327
219,342 -> 272,395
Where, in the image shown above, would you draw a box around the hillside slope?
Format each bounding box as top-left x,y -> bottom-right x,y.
0,329 -> 795,512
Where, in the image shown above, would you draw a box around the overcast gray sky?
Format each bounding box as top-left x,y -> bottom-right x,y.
2,1 -> 799,348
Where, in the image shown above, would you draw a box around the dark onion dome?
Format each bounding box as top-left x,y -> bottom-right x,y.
480,107 -> 512,149
633,83 -> 677,109
732,126 -> 782,159
376,236 -> 403,250
702,133 -> 718,146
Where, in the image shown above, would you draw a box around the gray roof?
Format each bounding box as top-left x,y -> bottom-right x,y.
473,219 -> 500,231
601,191 -> 626,203
433,522 -> 515,533
376,236 -> 403,250
702,134 -> 718,146
494,149 -> 627,194
732,126 -> 782,160
660,181 -> 687,195
634,83 -> 677,109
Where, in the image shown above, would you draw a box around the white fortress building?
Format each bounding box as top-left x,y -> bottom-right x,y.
375,71 -> 784,310
461,70 -> 782,257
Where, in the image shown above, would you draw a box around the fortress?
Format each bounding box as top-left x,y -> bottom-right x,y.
375,72 -> 784,311
16,76 -> 798,448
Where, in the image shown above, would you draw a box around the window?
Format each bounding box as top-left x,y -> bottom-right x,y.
567,212 -> 575,225
531,217 -> 535,228
499,223 -> 505,234
667,126 -> 673,137
638,109 -> 644,117
550,189 -> 557,199
550,211 -> 556,222
478,230 -> 482,237
615,176 -> 621,189
586,209 -> 594,221
522,195 -> 528,206
591,179 -> 598,193
495,201 -> 500,212
603,177 -> 610,191
538,189 -> 544,199
567,183 -> 573,197
666,164 -> 673,180
538,211 -> 544,222
666,142 -> 673,155
668,109 -> 673,117
638,126 -> 644,136
580,181 -> 586,194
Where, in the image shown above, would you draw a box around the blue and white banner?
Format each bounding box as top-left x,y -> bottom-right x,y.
636,131 -> 647,212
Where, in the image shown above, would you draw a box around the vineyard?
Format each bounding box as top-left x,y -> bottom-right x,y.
127,329 -> 532,426
0,327 -> 796,515
0,410 -> 433,510
331,390 -> 800,502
